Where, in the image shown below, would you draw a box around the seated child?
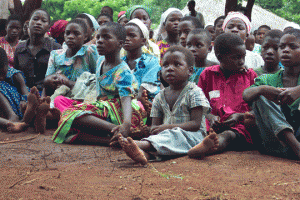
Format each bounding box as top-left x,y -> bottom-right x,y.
117,46 -> 212,165
186,28 -> 218,84
243,29 -> 300,159
122,18 -> 161,108
178,16 -> 204,47
254,29 -> 284,76
52,22 -> 147,144
0,47 -> 29,132
188,33 -> 257,158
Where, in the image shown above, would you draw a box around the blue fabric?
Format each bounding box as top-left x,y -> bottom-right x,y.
96,56 -> 138,98
189,66 -> 206,84
0,68 -> 27,119
122,53 -> 161,100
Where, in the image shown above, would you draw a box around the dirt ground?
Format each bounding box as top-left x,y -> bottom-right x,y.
1,128 -> 300,200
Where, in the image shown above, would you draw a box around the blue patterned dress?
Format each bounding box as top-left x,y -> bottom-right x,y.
0,68 -> 27,119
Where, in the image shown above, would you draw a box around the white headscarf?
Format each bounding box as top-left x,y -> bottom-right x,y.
127,18 -> 149,40
222,12 -> 252,33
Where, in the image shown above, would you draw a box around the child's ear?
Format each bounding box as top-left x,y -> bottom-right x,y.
118,40 -> 124,48
208,45 -> 213,53
188,66 -> 193,76
84,34 -> 88,42
141,38 -> 147,46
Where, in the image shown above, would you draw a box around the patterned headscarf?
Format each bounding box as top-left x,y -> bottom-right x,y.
126,5 -> 152,20
84,13 -> 100,31
50,20 -> 68,38
222,12 -> 252,33
118,11 -> 127,22
127,18 -> 149,40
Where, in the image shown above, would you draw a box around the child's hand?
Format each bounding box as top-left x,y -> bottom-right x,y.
110,123 -> 131,144
222,113 -> 244,127
261,85 -> 284,104
277,86 -> 300,105
207,114 -> 221,128
150,125 -> 169,135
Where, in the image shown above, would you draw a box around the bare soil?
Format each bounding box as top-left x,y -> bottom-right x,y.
1,128 -> 300,200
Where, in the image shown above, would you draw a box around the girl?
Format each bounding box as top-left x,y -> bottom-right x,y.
49,20 -> 68,45
243,29 -> 300,159
118,11 -> 128,26
207,12 -> 264,70
178,16 -> 203,48
188,33 -> 257,158
122,19 -> 161,103
123,5 -> 160,60
0,14 -> 22,68
52,22 -> 146,144
45,19 -> 98,96
0,47 -> 29,133
14,8 -> 62,92
97,13 -> 113,26
117,46 -> 212,165
156,8 -> 183,62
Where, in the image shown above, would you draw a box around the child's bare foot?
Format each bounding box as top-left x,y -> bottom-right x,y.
188,129 -> 219,158
118,134 -> 148,165
244,111 -> 256,129
23,87 -> 39,124
34,99 -> 50,133
7,122 -> 29,133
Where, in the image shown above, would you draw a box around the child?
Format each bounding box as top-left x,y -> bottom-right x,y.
255,25 -> 271,45
117,46 -> 212,165
0,47 -> 29,133
45,19 -> 98,96
97,13 -> 113,26
118,11 -> 128,26
0,14 -> 22,68
245,34 -> 255,51
243,29 -> 300,159
157,8 -> 183,62
188,33 -> 257,158
122,19 -> 161,103
52,22 -> 146,144
254,29 -> 283,76
186,28 -> 218,84
49,20 -> 68,45
205,24 -> 215,42
14,8 -> 62,91
178,16 -> 203,47
101,6 -> 114,18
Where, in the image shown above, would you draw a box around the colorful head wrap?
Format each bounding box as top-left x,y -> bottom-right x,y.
84,13 -> 100,31
125,5 -> 152,20
127,18 -> 149,40
222,12 -> 251,33
118,11 -> 127,22
50,20 -> 68,38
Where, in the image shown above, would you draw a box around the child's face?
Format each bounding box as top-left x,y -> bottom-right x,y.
256,27 -> 269,45
186,33 -> 211,61
97,16 -> 111,26
96,27 -> 122,55
101,8 -> 113,17
64,23 -> 86,51
224,18 -> 247,41
179,20 -> 195,47
161,51 -> 192,85
0,66 -> 8,81
131,9 -> 151,30
279,34 -> 300,68
261,37 -> 280,67
205,26 -> 216,41
124,25 -> 145,51
245,34 -> 255,51
44,73 -> 68,90
6,20 -> 22,40
29,10 -> 50,36
215,19 -> 224,38
220,44 -> 246,71
165,11 -> 183,35
119,17 -> 129,27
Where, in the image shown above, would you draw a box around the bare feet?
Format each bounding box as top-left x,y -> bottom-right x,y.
34,97 -> 50,133
188,129 -> 219,158
118,134 -> 148,165
23,87 -> 39,124
244,111 -> 256,129
140,90 -> 152,117
7,122 -> 29,133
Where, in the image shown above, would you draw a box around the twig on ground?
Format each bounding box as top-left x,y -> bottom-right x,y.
0,134 -> 40,144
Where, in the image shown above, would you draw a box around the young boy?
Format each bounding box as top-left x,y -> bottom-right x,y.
256,25 -> 271,45
178,16 -> 203,47
243,29 -> 300,159
255,29 -> 283,76
186,28 -> 218,84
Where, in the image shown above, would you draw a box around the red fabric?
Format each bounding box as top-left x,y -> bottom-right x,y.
54,95 -> 81,113
50,20 -> 68,39
198,65 -> 257,144
118,11 -> 126,19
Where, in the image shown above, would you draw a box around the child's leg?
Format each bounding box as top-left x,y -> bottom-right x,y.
34,97 -> 50,133
0,93 -> 19,122
278,129 -> 300,159
117,134 -> 150,165
0,117 -> 28,133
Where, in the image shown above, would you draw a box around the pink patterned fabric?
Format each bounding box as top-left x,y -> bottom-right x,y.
0,37 -> 19,68
54,95 -> 81,113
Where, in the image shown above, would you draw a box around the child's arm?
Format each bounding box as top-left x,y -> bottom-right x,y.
243,85 -> 283,104
277,86 -> 300,105
150,106 -> 204,135
13,73 -> 28,96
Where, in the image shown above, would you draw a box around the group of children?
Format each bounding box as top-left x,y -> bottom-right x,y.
1,4 -> 300,166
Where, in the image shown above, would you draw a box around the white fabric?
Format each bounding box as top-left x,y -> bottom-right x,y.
127,18 -> 149,40
222,11 -> 252,33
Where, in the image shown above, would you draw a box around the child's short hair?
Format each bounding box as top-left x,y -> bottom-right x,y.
67,19 -> 88,34
6,14 -> 22,26
180,16 -> 204,29
258,25 -> 271,31
214,33 -> 244,57
0,47 -> 8,69
189,28 -> 212,45
102,6 -> 114,16
263,29 -> 283,41
283,28 -> 300,39
29,8 -> 51,24
164,45 -> 195,67
214,16 -> 225,27
76,13 -> 94,29
101,22 -> 126,42
97,13 -> 114,23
